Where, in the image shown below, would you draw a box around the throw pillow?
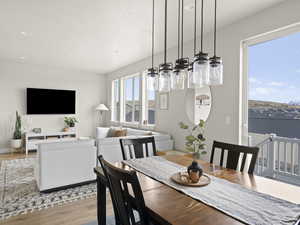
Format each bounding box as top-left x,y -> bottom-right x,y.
114,129 -> 127,137
107,128 -> 119,137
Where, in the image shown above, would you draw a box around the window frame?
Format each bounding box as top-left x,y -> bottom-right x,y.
240,22 -> 300,145
123,73 -> 141,125
110,71 -> 156,129
111,79 -> 120,122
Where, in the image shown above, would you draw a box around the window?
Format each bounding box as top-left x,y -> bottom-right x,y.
147,88 -> 156,125
248,32 -> 300,139
111,79 -> 120,121
111,72 -> 156,127
124,75 -> 141,123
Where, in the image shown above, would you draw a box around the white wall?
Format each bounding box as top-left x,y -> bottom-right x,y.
105,0 -> 300,161
0,61 -> 107,152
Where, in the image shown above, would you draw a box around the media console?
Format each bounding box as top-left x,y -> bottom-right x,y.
25,131 -> 77,155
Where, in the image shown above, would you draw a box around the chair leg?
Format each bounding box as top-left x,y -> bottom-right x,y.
97,177 -> 106,225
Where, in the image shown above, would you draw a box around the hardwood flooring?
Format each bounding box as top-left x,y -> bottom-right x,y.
0,152 -> 111,225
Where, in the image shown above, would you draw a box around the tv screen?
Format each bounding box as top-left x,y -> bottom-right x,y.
27,88 -> 76,114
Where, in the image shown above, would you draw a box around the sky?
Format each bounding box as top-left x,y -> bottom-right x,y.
125,76 -> 155,101
249,31 -> 300,104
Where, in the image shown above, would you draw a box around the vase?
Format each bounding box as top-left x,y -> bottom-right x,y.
69,126 -> 76,132
193,152 -> 201,160
187,160 -> 203,183
11,139 -> 22,149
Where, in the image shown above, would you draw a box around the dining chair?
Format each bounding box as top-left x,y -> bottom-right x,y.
98,155 -> 154,225
210,140 -> 259,174
119,136 -> 157,160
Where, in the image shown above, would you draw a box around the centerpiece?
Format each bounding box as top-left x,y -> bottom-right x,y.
179,120 -> 207,183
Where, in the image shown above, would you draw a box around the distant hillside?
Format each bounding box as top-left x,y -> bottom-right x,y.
249,100 -> 300,109
249,100 -> 300,120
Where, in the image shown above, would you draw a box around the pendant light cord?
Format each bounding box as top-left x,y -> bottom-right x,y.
177,0 -> 180,59
151,0 -> 155,68
200,0 -> 204,52
164,0 -> 167,64
214,0 -> 217,57
193,0 -> 197,56
181,0 -> 184,58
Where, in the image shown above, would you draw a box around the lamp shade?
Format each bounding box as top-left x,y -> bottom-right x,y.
95,104 -> 109,111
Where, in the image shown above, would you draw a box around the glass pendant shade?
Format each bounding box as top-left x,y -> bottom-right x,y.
192,53 -> 209,86
209,56 -> 223,85
187,63 -> 194,89
147,75 -> 158,91
171,69 -> 186,90
159,63 -> 173,92
147,68 -> 158,91
171,58 -> 188,90
188,62 -> 202,89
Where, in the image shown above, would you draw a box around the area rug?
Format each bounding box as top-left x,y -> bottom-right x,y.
0,158 -> 97,220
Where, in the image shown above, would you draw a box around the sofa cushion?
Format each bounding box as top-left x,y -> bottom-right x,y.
96,127 -> 110,138
39,139 -> 95,151
107,127 -> 128,137
114,129 -> 127,137
126,128 -> 151,136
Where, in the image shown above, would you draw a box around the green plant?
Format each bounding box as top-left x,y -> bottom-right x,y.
179,120 -> 207,156
64,117 -> 78,127
13,111 -> 22,140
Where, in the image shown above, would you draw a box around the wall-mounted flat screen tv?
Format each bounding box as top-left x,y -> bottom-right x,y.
27,88 -> 76,114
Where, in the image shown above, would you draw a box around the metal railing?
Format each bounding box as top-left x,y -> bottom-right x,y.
249,133 -> 300,186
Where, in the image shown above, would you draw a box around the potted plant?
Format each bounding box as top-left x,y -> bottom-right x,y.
11,111 -> 22,149
64,117 -> 78,131
179,120 -> 207,182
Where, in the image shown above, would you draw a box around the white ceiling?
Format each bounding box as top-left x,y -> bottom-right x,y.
0,0 -> 286,74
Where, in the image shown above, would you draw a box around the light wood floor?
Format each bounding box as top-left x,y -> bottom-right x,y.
0,153 -> 113,225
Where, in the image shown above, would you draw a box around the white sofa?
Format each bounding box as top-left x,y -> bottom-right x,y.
35,139 -> 97,192
96,127 -> 174,163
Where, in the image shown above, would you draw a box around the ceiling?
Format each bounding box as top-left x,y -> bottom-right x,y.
0,0 -> 286,74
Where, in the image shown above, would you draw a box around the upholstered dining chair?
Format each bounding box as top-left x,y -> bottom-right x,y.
119,136 -> 157,160
210,140 -> 259,174
98,155 -> 156,225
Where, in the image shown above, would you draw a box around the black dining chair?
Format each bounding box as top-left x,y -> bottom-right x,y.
119,136 -> 157,160
98,155 -> 155,225
210,141 -> 259,174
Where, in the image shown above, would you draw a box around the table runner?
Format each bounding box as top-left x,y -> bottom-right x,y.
124,156 -> 300,225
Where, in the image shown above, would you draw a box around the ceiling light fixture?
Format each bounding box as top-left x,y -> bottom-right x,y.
158,0 -> 173,93
192,0 -> 209,87
187,0 -> 197,89
171,0 -> 189,90
209,0 -> 223,85
147,0 -> 159,91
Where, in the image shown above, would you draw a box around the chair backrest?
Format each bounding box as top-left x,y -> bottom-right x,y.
210,141 -> 259,174
98,155 -> 151,225
120,136 -> 157,160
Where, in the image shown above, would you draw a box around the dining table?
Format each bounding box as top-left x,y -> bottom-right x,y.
94,154 -> 300,225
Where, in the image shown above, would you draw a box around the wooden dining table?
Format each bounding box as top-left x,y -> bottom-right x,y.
94,154 -> 300,225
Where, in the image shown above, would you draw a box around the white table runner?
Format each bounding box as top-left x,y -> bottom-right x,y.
124,156 -> 300,225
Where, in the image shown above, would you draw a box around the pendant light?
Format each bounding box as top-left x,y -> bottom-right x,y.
192,0 -> 209,86
187,0 -> 198,89
171,0 -> 189,90
147,0 -> 158,91
209,0 -> 223,85
158,0 -> 173,93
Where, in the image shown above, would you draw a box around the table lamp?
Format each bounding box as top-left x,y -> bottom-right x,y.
95,104 -> 109,126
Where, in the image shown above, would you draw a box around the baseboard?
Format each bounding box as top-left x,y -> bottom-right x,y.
0,148 -> 10,154
40,180 -> 96,193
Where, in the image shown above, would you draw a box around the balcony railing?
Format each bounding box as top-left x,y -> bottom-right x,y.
249,133 -> 300,186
